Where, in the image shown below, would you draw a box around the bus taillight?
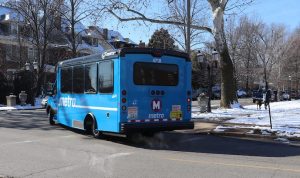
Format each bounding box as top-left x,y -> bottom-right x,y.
122,90 -> 127,95
121,90 -> 127,110
187,98 -> 191,103
187,105 -> 191,112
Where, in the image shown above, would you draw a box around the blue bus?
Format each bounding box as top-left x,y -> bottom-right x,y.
46,48 -> 194,138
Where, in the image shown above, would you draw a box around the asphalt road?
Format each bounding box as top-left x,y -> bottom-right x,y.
1,109 -> 300,178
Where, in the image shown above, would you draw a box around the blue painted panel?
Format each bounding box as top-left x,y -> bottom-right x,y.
48,52 -> 191,134
119,54 -> 192,123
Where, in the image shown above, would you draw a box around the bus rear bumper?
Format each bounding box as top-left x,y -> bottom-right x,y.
120,121 -> 194,133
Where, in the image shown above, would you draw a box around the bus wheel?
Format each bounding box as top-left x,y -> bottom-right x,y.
48,111 -> 55,125
92,119 -> 101,138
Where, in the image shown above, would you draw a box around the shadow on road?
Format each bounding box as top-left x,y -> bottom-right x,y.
0,110 -> 64,131
100,132 -> 300,158
1,110 -> 300,158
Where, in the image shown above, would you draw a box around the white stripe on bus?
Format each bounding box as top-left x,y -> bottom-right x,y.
73,105 -> 118,111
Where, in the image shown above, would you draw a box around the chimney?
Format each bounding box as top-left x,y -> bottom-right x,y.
103,28 -> 108,40
54,0 -> 64,30
124,38 -> 130,43
139,40 -> 145,48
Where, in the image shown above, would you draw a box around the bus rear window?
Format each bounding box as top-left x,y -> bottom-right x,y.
134,62 -> 178,86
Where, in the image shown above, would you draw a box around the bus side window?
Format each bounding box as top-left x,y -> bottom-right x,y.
99,61 -> 114,93
73,65 -> 84,93
61,67 -> 72,93
85,63 -> 97,93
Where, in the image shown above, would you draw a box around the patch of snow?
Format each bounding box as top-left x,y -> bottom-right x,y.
77,42 -> 105,54
193,100 -> 300,138
0,6 -> 23,22
274,137 -> 290,144
261,130 -> 270,135
230,102 -> 242,109
213,126 -> 226,132
247,130 -> 254,134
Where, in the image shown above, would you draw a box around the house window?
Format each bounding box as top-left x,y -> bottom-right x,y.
76,35 -> 82,44
10,23 -> 18,35
28,48 -> 34,60
5,45 -> 12,61
28,48 -> 38,61
92,38 -> 98,47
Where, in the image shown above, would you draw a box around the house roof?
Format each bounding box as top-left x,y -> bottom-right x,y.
0,5 -> 23,22
61,18 -> 86,34
90,26 -> 136,45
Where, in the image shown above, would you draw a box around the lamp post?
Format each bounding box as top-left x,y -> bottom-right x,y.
289,75 -> 292,92
197,49 -> 219,112
25,61 -> 38,106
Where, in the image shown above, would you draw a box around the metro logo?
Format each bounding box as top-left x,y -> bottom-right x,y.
151,99 -> 161,112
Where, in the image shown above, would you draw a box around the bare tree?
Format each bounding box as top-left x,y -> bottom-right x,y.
255,23 -> 287,91
280,28 -> 300,94
101,0 -> 254,108
59,0 -> 94,57
8,0 -> 61,104
227,16 -> 261,92
167,0 -> 207,52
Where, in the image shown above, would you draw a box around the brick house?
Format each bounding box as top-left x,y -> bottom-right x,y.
0,5 -> 135,94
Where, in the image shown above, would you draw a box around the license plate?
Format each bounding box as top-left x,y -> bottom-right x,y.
170,111 -> 182,119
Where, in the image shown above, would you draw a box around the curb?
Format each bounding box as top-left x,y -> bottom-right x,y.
192,121 -> 300,141
193,120 -> 270,127
0,107 -> 44,111
208,130 -> 300,141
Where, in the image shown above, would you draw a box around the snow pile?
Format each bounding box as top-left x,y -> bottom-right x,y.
193,100 -> 300,138
0,98 -> 43,111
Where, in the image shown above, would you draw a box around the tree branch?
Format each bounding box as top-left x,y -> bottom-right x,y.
106,7 -> 213,34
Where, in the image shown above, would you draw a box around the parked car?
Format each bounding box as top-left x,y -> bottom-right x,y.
237,89 -> 247,98
280,91 -> 291,101
290,90 -> 299,99
252,89 -> 263,103
192,89 -> 200,101
41,95 -> 49,108
192,88 -> 208,100
212,89 -> 221,99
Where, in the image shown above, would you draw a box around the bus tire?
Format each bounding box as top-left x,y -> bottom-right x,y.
48,110 -> 55,125
92,118 -> 101,138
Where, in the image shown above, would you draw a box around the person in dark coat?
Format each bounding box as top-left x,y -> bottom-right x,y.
264,89 -> 271,110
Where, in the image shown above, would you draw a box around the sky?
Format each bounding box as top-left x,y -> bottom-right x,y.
99,0 -> 300,45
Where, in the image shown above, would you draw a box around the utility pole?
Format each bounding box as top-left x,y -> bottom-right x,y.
186,0 -> 191,55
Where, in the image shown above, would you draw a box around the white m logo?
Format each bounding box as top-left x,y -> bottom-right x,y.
152,99 -> 161,112
153,101 -> 160,110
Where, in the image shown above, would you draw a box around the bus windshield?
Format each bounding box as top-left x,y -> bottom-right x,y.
133,62 -> 178,86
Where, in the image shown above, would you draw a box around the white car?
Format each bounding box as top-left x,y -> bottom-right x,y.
237,89 -> 247,98
282,92 -> 290,101
41,96 -> 48,108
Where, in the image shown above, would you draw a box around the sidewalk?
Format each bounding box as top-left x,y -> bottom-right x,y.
0,105 -> 43,111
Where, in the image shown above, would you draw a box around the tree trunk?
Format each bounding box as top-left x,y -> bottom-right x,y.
71,0 -> 77,58
220,47 -> 237,107
209,0 -> 237,108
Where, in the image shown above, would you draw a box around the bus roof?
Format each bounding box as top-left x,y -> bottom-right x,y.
58,48 -> 190,67
120,48 -> 190,62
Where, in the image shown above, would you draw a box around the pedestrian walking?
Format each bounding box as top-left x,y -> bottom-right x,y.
264,89 -> 271,110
